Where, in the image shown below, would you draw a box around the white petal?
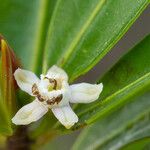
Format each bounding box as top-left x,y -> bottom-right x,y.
12,100 -> 48,125
46,65 -> 68,81
14,68 -> 40,95
51,104 -> 78,129
70,83 -> 103,103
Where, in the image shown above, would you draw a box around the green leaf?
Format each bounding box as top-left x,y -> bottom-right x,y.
0,0 -> 56,74
70,34 -> 150,129
0,102 -> 12,136
43,0 -> 149,81
121,138 -> 150,150
72,92 -> 150,150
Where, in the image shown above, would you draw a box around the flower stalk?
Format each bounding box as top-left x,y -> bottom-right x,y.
6,126 -> 32,150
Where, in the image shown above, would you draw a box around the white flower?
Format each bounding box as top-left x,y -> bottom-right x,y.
12,65 -> 103,129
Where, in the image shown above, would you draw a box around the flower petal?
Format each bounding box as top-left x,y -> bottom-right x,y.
14,68 -> 40,95
12,100 -> 48,125
46,65 -> 68,81
51,104 -> 78,129
70,83 -> 103,103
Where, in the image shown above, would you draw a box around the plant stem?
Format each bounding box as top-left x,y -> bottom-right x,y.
6,126 -> 33,150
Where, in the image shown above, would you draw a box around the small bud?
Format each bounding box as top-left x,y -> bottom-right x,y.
0,35 -> 21,115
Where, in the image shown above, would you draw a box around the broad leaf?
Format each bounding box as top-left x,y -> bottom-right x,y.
70,34 -> 150,129
72,92 -> 150,150
43,0 -> 149,81
0,0 -> 56,74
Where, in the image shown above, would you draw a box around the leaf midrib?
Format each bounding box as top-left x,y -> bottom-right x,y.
58,0 -> 106,66
42,0 -> 62,73
69,0 -> 150,82
31,0 -> 52,74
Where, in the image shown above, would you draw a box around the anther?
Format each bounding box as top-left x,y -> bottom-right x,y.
49,78 -> 57,90
37,95 -> 45,102
46,97 -> 56,105
46,94 -> 63,105
32,83 -> 39,95
55,94 -> 63,104
44,77 -> 57,90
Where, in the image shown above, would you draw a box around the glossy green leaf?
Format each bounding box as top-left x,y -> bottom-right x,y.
43,0 -> 149,81
72,92 -> 150,150
0,0 -> 56,74
67,34 -> 150,130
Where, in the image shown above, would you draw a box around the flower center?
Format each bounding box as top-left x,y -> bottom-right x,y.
44,77 -> 57,90
32,77 -> 63,105
44,77 -> 62,91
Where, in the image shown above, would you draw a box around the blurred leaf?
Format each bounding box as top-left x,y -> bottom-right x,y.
0,0 -> 56,74
70,34 -> 150,129
0,103 -> 12,136
0,135 -> 6,149
121,138 -> 150,150
43,0 -> 149,81
30,113 -> 57,140
0,36 -> 21,135
72,92 -> 150,150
